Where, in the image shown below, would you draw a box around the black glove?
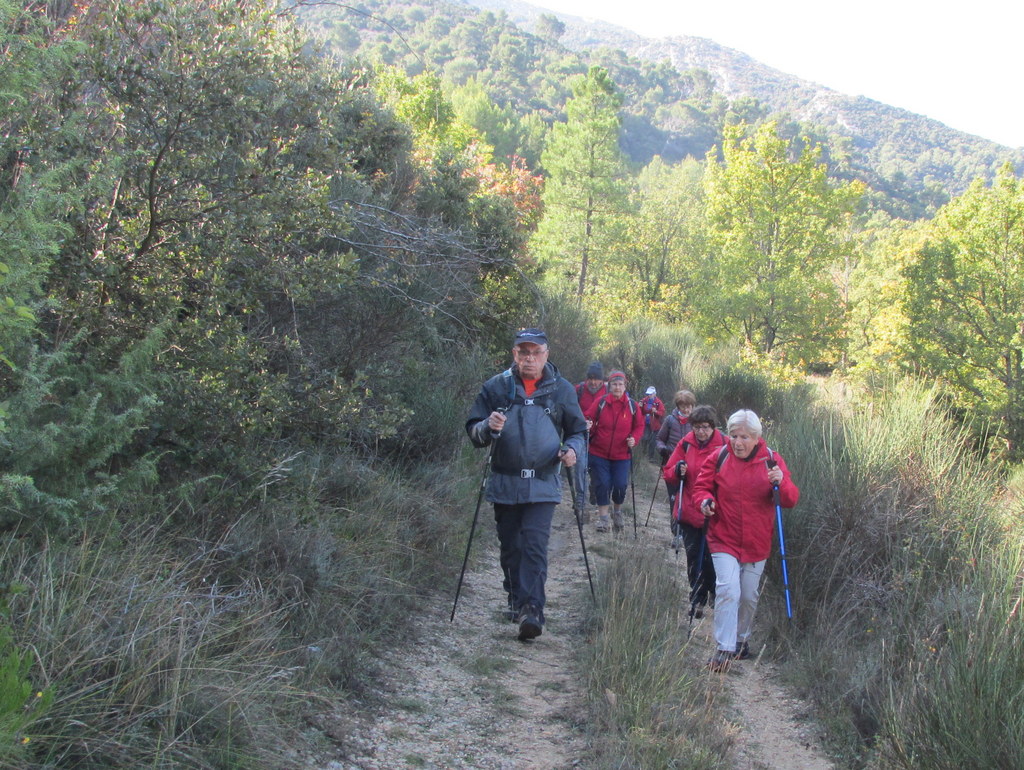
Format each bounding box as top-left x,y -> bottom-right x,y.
675,460 -> 686,477
659,447 -> 670,461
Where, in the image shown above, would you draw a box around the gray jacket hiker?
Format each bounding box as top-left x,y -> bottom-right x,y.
465,329 -> 587,641
466,362 -> 587,504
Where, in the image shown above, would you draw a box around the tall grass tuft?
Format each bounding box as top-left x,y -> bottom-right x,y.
770,378 -> 1023,765
602,319 -> 706,397
581,542 -> 732,769
0,431 -> 477,768
5,524 -> 307,769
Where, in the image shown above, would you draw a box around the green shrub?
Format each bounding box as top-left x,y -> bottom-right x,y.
0,338 -> 161,534
602,319 -> 705,398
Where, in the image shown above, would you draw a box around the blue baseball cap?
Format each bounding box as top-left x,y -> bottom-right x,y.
513,328 -> 548,346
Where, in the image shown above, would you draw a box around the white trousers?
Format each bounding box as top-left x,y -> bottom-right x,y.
710,553 -> 765,653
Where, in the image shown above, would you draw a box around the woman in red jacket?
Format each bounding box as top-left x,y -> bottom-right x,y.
693,409 -> 799,671
585,371 -> 645,533
662,405 -> 727,615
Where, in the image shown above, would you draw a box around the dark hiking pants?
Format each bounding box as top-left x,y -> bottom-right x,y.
494,501 -> 556,622
680,521 -> 716,607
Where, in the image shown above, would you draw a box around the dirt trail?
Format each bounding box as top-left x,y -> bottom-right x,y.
312,463 -> 834,769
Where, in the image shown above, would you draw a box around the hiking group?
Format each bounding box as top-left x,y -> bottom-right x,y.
464,328 -> 799,671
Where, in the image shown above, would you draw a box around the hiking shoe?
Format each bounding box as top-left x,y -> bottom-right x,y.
517,606 -> 542,641
733,641 -> 751,660
612,523 -> 624,534
595,523 -> 609,533
706,649 -> 732,673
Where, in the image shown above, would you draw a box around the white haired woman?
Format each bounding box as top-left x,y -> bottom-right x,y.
692,409 -> 799,672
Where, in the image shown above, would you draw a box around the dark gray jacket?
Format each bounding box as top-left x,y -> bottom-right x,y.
656,410 -> 692,456
465,362 -> 587,505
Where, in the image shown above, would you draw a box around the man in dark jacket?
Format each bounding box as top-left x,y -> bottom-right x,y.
465,328 -> 587,641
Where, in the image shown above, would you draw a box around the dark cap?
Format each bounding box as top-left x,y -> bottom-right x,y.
513,328 -> 548,347
585,361 -> 604,380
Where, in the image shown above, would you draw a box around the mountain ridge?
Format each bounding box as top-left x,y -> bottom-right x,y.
464,0 -> 1024,199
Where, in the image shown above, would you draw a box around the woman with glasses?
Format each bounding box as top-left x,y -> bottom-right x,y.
662,405 -> 727,615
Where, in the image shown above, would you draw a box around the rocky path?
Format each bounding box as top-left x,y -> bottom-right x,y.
311,464 -> 835,769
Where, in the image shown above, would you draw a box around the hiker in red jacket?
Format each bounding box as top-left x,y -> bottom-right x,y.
640,386 -> 666,462
693,409 -> 799,672
573,361 -> 607,523
584,371 -> 645,533
662,405 -> 727,614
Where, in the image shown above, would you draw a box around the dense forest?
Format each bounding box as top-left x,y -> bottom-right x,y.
475,0 -> 1024,210
2,1 -> 1023,767
295,0 -> 1024,453
299,0 -> 1024,219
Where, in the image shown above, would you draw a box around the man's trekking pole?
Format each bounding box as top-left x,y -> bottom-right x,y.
450,435 -> 497,622
687,522 -> 708,639
566,464 -> 596,602
581,431 -> 591,518
766,458 -> 793,620
628,447 -> 638,538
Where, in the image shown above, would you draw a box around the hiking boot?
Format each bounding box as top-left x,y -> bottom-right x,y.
733,641 -> 751,660
595,522 -> 609,533
612,523 -> 624,534
706,649 -> 732,673
517,605 -> 542,641
611,508 -> 624,529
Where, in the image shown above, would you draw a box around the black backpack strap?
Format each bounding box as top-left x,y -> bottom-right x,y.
502,369 -> 562,432
715,445 -> 729,471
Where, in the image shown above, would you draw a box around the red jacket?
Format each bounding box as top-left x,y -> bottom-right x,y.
691,438 -> 799,563
585,394 -> 645,461
640,395 -> 665,432
576,382 -> 607,414
662,429 -> 728,527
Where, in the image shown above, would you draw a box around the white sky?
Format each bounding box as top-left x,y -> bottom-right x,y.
533,0 -> 1024,149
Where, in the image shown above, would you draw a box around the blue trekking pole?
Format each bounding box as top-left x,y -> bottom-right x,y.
766,458 -> 793,620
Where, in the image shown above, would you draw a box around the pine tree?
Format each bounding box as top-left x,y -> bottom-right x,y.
531,66 -> 631,306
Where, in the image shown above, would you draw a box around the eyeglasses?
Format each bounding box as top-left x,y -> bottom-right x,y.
514,347 -> 548,359
693,424 -> 714,432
